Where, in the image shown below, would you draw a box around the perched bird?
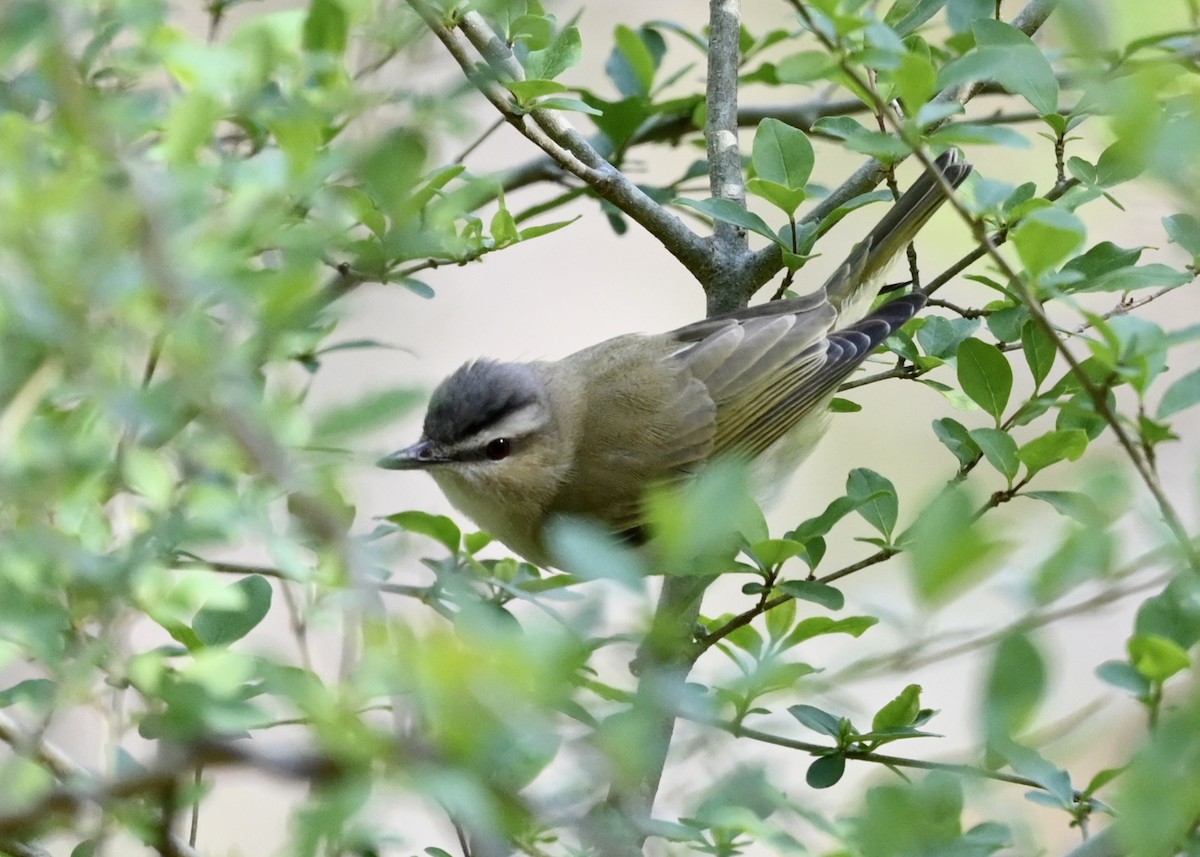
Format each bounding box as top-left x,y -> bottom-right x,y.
379,152 -> 972,567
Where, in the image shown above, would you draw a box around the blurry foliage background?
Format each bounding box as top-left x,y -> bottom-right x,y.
1,1 -> 1200,856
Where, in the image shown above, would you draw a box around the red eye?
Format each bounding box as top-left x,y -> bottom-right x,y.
485,438 -> 512,461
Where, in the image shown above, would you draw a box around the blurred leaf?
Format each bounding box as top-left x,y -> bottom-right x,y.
545,517 -> 646,590
1095,660 -> 1151,697
1031,526 -> 1112,604
193,576 -> 273,647
387,510 -> 462,554
1158,367 -> 1200,418
1023,490 -> 1103,526
1128,634 -> 1190,684
303,0 -> 349,55
313,388 -> 423,442
0,678 -> 56,711
905,485 -> 1001,602
1011,207 -> 1086,276
646,459 -> 756,574
1163,213 -> 1200,257
606,24 -> 663,97
984,633 -> 1045,740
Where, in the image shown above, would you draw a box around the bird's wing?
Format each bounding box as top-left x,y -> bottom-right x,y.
675,294 -> 925,459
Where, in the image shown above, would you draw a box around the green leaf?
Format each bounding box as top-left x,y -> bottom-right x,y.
646,459 -> 758,574
162,91 -> 222,166
917,315 -> 980,359
846,468 -> 897,538
606,24 -> 660,97
892,50 -> 937,110
872,684 -> 923,731
1011,207 -> 1086,276
518,216 -> 580,241
784,615 -> 877,647
746,178 -> 807,215
885,0 -> 950,35
1022,491 -> 1104,526
523,25 -> 582,81
674,197 -> 780,243
932,417 -> 981,467
906,485 -> 1000,603
505,79 -> 569,101
303,0 -> 349,55
752,118 -> 814,190
1020,320 -> 1057,390
313,388 -> 423,442
931,122 -> 1030,148
545,518 -> 646,590
193,576 -> 273,647
1163,213 -> 1200,257
1135,576 -> 1200,650
1095,660 -> 1151,696
956,338 -> 1013,423
807,753 -> 846,788
775,50 -> 838,83
491,207 -> 518,246
969,427 -> 1019,482
387,510 -> 462,553
1158,367 -> 1200,418
1031,526 -> 1112,604
1128,634 -> 1190,683
984,633 -> 1045,739
747,538 -> 807,569
939,20 -> 1058,115
788,704 -> 843,738
532,96 -> 604,116
765,596 -> 797,642
1017,429 -> 1088,477
0,678 -> 56,710
777,580 -> 845,611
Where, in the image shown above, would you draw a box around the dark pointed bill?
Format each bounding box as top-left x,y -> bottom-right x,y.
376,440 -> 445,470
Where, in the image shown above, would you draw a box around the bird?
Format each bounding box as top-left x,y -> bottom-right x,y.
378,152 -> 972,568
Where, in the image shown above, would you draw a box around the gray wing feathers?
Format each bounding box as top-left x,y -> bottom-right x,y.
671,293 -> 926,459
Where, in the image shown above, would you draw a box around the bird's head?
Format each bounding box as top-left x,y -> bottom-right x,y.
377,359 -> 558,486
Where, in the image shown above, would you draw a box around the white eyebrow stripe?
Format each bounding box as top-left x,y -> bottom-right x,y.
459,401 -> 548,447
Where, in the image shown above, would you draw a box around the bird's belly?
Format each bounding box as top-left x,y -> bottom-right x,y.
750,406 -> 835,509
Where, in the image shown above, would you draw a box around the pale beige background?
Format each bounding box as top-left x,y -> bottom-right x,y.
41,1 -> 1200,855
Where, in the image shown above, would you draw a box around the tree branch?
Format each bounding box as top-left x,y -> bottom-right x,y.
404,0 -> 715,284
704,0 -> 749,314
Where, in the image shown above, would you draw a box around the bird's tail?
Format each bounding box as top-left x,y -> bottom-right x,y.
823,150 -> 972,324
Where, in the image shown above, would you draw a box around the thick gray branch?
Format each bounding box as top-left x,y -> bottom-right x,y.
705,0 -> 750,314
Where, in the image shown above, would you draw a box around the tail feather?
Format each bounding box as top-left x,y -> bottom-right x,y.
823,151 -> 972,323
